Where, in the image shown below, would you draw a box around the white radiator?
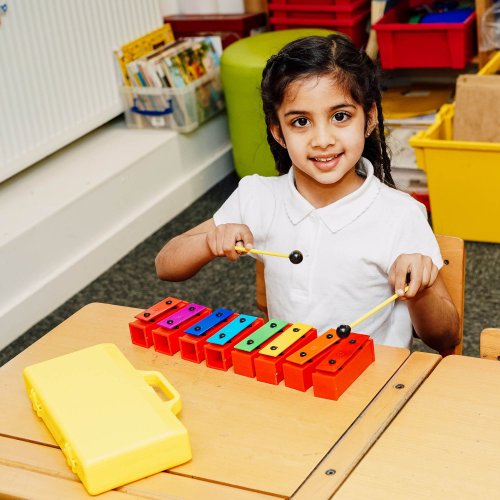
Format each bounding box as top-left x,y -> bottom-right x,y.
0,0 -> 163,183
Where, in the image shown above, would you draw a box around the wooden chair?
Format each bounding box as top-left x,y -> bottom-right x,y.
256,234 -> 465,356
480,328 -> 500,361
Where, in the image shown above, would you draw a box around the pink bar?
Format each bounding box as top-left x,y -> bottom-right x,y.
157,303 -> 205,329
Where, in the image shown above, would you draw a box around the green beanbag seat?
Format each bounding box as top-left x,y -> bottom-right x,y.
221,29 -> 336,178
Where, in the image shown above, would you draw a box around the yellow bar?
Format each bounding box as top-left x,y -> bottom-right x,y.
259,322 -> 313,357
234,246 -> 289,259
349,286 -> 409,329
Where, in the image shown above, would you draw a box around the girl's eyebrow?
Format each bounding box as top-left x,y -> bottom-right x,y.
284,103 -> 357,117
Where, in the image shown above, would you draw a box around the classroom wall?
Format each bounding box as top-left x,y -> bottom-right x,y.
0,114 -> 233,351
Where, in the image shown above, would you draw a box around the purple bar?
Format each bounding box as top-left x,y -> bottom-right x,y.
157,303 -> 205,329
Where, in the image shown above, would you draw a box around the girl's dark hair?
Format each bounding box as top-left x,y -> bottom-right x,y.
261,34 -> 394,188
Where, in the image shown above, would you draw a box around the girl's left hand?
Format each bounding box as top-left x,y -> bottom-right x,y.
389,253 -> 439,300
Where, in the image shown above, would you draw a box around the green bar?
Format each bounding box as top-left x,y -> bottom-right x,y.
233,319 -> 288,352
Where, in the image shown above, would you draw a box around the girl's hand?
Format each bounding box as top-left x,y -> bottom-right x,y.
389,253 -> 439,300
206,223 -> 254,261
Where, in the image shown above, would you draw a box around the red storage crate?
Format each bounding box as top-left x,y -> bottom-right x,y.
271,0 -> 361,5
270,9 -> 370,48
268,0 -> 370,20
373,3 -> 476,69
163,13 -> 268,48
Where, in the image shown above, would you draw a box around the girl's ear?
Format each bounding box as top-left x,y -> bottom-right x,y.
270,123 -> 287,149
365,103 -> 379,137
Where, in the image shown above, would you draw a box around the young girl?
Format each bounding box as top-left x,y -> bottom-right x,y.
155,34 -> 459,353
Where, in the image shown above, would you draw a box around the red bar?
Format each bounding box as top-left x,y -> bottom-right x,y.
129,298 -> 187,348
151,308 -> 212,355
254,328 -> 317,385
312,334 -> 375,400
204,318 -> 265,371
179,313 -> 239,364
283,346 -> 338,392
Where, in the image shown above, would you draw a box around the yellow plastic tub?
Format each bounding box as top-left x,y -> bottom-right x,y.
410,52 -> 500,243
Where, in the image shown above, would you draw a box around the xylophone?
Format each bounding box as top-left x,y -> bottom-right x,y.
129,296 -> 375,401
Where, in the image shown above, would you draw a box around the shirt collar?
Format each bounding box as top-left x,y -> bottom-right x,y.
284,158 -> 381,233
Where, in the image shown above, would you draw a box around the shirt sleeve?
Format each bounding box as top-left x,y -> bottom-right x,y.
386,198 -> 443,273
213,174 -> 277,246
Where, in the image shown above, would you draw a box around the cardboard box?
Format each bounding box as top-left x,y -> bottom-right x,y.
454,74 -> 500,142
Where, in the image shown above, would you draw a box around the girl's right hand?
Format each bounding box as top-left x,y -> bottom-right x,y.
206,223 -> 254,261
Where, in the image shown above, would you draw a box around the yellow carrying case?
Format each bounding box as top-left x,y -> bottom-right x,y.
23,343 -> 192,495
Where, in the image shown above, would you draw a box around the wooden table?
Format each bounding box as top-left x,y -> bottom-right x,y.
0,303 -> 439,499
335,355 -> 500,498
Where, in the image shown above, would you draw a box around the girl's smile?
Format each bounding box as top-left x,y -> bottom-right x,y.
309,153 -> 342,171
271,74 -> 377,208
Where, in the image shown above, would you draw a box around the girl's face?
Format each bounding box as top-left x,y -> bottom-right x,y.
270,74 -> 377,208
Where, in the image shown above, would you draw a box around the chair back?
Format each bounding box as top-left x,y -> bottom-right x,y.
436,234 -> 465,355
480,328 -> 500,360
255,234 -> 466,356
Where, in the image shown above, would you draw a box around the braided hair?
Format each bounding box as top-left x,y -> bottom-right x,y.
260,34 -> 395,188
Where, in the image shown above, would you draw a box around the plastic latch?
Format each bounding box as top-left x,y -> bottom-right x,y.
63,442 -> 79,474
29,388 -> 43,415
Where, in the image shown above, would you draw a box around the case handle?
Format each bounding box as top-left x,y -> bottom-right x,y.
140,370 -> 182,415
131,98 -> 173,116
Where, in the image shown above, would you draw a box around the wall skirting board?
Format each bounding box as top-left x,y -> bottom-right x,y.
0,114 -> 234,351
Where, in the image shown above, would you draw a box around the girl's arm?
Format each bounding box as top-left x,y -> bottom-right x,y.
390,254 -> 460,354
406,275 -> 460,354
155,218 -> 254,281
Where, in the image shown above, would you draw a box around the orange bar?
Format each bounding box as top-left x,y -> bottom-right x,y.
282,329 -> 341,392
285,328 -> 340,365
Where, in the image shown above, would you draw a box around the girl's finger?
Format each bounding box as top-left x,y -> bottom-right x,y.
406,264 -> 422,298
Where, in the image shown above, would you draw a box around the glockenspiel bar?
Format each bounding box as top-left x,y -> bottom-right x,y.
204,317 -> 265,371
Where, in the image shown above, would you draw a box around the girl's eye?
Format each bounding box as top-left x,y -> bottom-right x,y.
333,112 -> 349,122
293,117 -> 309,127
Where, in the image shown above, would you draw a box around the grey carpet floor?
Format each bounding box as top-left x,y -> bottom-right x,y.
1,171 -> 499,365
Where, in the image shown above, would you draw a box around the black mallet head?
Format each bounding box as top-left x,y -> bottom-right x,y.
336,324 -> 351,338
289,250 -> 303,264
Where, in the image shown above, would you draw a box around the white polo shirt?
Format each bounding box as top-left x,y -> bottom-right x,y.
214,158 -> 442,349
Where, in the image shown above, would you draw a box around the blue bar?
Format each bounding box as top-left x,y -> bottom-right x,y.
206,314 -> 259,345
184,308 -> 234,337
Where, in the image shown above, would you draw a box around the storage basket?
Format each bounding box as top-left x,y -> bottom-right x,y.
121,68 -> 224,133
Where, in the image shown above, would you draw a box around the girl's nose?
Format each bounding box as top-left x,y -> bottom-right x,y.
311,124 -> 335,148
